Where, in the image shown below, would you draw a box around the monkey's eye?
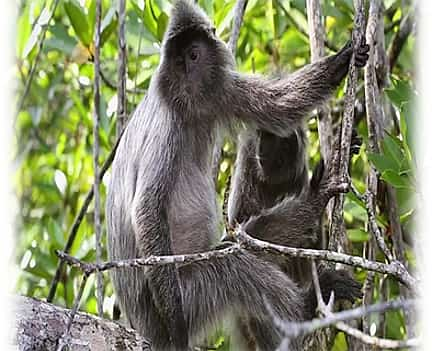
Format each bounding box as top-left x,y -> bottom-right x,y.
188,47 -> 200,62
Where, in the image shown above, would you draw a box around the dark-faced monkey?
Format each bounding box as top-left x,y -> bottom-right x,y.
106,1 -> 368,350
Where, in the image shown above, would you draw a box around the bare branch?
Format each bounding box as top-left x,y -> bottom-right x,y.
277,261 -> 417,349
55,224 -> 417,289
116,0 -> 128,137
306,0 -> 332,163
388,11 -> 414,71
228,0 -> 249,55
334,321 -> 419,349
56,274 -> 90,351
99,68 -> 146,94
92,0 -> 104,318
277,0 -> 338,52
16,0 -> 61,117
329,0 -> 367,252
55,244 -> 242,275
234,227 -> 417,289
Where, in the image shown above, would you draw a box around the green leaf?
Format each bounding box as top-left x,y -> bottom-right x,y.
382,135 -> 403,171
347,229 -> 370,243
45,22 -> 77,55
331,332 -> 348,351
88,0 -> 97,37
385,77 -> 412,109
47,218 -> 65,248
17,5 -> 32,58
142,0 -> 159,40
367,152 -> 399,174
157,12 -> 169,41
381,169 -> 412,190
101,7 -> 118,46
64,0 -> 92,46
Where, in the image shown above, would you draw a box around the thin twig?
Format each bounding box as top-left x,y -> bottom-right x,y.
277,0 -> 338,53
93,0 -> 104,318
306,0 -> 332,163
47,133 -> 124,302
277,263 -> 417,348
99,68 -> 146,94
55,244 -> 242,274
56,273 -> 90,351
116,0 -> 127,137
228,0 -> 249,55
334,321 -> 419,349
16,0 -> 61,117
388,11 -> 414,71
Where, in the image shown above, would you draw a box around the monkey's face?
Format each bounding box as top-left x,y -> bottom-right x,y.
167,29 -> 226,94
157,1 -> 233,113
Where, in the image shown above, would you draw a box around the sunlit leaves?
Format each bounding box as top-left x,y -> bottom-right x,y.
64,0 -> 92,46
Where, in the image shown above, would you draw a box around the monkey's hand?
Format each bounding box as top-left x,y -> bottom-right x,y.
334,36 -> 369,74
308,159 -> 349,209
354,36 -> 370,67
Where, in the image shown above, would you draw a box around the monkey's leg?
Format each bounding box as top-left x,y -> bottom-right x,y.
133,202 -> 189,349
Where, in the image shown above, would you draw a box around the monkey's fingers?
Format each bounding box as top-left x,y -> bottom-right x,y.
358,39 -> 370,54
354,53 -> 369,67
354,38 -> 370,67
350,129 -> 362,156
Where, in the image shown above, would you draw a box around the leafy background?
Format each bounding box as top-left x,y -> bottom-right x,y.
15,0 -> 415,349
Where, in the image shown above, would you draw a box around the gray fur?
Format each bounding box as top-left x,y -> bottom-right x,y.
106,1 -> 364,350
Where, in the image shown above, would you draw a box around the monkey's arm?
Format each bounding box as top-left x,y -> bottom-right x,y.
226,40 -> 369,136
132,154 -> 189,348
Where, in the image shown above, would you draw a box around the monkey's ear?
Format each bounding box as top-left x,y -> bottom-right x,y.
310,158 -> 325,193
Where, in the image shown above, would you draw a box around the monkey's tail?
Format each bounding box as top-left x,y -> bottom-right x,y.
179,249 -> 305,349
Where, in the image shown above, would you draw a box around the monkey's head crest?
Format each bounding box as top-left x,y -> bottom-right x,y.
164,0 -> 213,42
157,0 -> 234,114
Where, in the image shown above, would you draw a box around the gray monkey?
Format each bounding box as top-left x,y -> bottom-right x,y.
106,1 -> 368,350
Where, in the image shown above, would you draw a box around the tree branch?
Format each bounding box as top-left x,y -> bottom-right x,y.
306,0 -> 333,163
388,11 -> 414,71
14,296 -> 151,351
228,0 -> 249,55
116,0 -> 128,137
92,0 -> 104,318
328,0 -> 367,253
277,262 -> 418,350
54,225 -> 417,289
277,0 -> 338,53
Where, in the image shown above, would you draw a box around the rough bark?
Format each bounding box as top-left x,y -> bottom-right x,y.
14,296 -> 151,351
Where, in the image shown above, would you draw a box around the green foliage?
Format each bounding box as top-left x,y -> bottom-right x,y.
15,0 -> 415,349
